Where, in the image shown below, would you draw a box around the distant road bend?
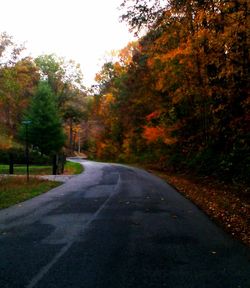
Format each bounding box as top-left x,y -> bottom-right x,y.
0,159 -> 249,288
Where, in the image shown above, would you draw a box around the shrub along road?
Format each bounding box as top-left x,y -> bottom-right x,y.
0,159 -> 249,288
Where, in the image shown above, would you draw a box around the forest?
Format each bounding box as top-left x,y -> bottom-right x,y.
90,0 -> 249,184
0,0 -> 249,185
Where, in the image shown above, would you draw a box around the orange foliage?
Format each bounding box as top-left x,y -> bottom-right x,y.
143,125 -> 177,145
143,126 -> 165,143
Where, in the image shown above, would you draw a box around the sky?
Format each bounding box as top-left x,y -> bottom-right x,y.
0,0 -> 135,87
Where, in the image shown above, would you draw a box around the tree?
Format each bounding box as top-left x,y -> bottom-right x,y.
20,81 -> 65,155
34,54 -> 85,106
0,33 -> 39,146
87,0 -> 249,182
35,54 -> 87,151
0,32 -> 24,68
120,0 -> 165,33
0,57 -> 39,132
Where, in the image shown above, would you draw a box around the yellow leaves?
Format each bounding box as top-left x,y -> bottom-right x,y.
94,72 -> 102,83
97,93 -> 115,118
148,45 -> 190,70
105,93 -> 114,103
213,104 -> 225,114
122,137 -> 131,157
0,132 -> 14,150
146,43 -> 192,95
95,140 -> 120,160
196,28 -> 209,42
163,137 -> 177,145
172,89 -> 183,104
155,76 -> 165,92
161,46 -> 189,63
119,41 -> 139,66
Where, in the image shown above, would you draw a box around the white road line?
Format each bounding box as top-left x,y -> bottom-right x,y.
26,242 -> 72,288
26,171 -> 121,288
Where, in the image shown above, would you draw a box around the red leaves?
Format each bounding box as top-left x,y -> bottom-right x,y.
146,110 -> 162,122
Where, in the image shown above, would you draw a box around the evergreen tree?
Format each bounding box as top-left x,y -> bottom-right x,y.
20,81 -> 65,155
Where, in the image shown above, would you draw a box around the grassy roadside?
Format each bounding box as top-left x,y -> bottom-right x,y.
0,161 -> 84,209
64,161 -> 83,175
148,169 -> 250,247
0,161 -> 83,175
0,176 -> 61,209
0,164 -> 52,175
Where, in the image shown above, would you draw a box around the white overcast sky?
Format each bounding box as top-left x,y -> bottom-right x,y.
0,0 -> 135,87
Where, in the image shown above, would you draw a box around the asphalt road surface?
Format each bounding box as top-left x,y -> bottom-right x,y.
0,159 -> 249,288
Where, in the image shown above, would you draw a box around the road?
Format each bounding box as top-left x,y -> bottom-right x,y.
0,159 -> 249,288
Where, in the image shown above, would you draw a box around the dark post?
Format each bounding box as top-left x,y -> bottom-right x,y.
52,154 -> 58,175
9,153 -> 14,175
25,124 -> 29,181
22,120 -> 31,182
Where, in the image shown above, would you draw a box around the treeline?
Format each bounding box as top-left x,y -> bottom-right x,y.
0,33 -> 88,156
88,0 -> 249,183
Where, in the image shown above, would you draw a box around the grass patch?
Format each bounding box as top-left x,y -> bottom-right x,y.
0,161 -> 84,175
0,176 -> 61,209
0,164 -> 52,175
64,161 -> 83,175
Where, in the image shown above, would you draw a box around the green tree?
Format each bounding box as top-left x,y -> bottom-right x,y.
35,54 -> 87,151
20,81 -> 65,155
34,54 -> 85,107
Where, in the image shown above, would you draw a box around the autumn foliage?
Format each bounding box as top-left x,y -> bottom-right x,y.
89,0 -> 249,184
0,1 -> 249,184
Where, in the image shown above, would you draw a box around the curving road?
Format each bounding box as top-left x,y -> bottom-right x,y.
0,159 -> 249,288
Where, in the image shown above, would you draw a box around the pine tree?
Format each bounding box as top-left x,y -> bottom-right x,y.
20,81 -> 65,155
